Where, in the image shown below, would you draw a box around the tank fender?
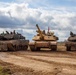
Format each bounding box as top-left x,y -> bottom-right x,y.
50,41 -> 57,45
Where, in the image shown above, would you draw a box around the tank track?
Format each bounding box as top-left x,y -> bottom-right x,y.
51,45 -> 57,51
66,46 -> 71,51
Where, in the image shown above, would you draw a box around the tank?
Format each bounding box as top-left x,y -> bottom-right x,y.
29,24 -> 58,51
65,31 -> 76,51
0,30 -> 29,51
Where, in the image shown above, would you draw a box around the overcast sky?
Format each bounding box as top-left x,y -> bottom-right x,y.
0,0 -> 76,41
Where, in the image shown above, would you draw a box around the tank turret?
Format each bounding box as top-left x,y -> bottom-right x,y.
0,30 -> 25,40
33,24 -> 58,41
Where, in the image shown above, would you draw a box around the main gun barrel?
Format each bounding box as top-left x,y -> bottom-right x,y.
36,24 -> 44,39
36,24 -> 41,32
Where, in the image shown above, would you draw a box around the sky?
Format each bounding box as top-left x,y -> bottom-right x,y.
0,0 -> 76,41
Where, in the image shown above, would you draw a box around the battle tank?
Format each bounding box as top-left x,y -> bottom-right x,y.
65,31 -> 76,51
0,30 -> 29,51
29,24 -> 58,51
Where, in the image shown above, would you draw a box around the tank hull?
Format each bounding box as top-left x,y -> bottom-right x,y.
0,40 -> 29,51
65,41 -> 76,51
29,41 -> 57,51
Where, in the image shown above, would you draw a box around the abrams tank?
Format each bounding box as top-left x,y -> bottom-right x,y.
65,31 -> 76,51
29,24 -> 58,51
0,30 -> 29,51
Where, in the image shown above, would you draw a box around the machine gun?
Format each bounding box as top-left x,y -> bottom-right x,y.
70,31 -> 76,37
6,31 -> 9,34
36,24 -> 44,40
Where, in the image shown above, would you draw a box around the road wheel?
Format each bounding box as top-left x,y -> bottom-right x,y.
24,45 -> 28,50
66,46 -> 71,51
30,45 -> 36,51
7,43 -> 15,51
37,47 -> 40,51
51,45 -> 57,51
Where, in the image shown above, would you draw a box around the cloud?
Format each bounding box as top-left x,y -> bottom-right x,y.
16,0 -> 36,3
65,0 -> 76,2
0,2 -> 76,41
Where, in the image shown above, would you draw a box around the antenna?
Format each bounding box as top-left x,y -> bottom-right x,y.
48,27 -> 50,33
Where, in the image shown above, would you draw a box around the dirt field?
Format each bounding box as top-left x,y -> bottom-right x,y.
0,51 -> 76,75
0,44 -> 76,75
